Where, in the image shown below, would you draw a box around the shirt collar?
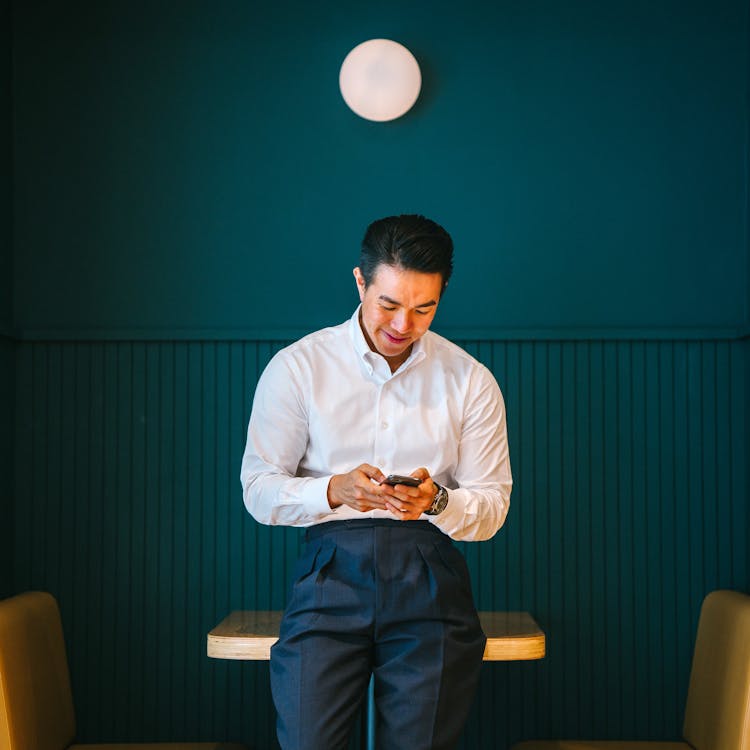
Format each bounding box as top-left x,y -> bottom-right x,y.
349,305 -> 372,361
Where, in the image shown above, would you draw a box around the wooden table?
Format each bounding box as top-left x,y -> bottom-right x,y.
208,610 -> 545,748
208,609 -> 545,661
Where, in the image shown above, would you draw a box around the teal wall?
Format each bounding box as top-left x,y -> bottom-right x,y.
11,0 -> 748,337
6,1 -> 750,749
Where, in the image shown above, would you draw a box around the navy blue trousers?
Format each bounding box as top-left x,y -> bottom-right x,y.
270,519 -> 486,750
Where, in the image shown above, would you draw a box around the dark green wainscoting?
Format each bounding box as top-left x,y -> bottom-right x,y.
0,336 -> 14,598
11,336 -> 749,749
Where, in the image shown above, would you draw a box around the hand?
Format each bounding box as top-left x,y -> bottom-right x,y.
382,467 -> 437,521
327,464 -> 394,512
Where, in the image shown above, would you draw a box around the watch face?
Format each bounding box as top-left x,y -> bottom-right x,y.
426,486 -> 448,515
435,490 -> 448,513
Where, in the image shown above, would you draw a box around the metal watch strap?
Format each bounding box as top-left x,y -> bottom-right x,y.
425,482 -> 448,515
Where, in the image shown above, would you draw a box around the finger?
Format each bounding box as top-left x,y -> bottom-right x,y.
386,493 -> 409,510
360,498 -> 389,511
348,488 -> 389,510
388,493 -> 424,513
410,467 -> 430,481
358,464 -> 386,483
390,486 -> 433,514
385,487 -> 407,502
356,483 -> 390,505
385,500 -> 411,517
389,485 -> 422,501
368,480 -> 396,498
366,491 -> 390,507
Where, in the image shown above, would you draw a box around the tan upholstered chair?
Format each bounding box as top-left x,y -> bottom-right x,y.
513,589 -> 750,750
0,591 -> 247,750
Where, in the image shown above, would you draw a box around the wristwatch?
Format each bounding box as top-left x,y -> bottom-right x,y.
424,482 -> 449,516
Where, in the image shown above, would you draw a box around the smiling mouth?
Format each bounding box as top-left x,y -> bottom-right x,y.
383,331 -> 409,344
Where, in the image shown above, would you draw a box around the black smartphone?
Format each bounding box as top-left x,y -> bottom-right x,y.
382,474 -> 421,487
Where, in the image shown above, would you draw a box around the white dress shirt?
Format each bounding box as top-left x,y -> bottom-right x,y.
240,307 -> 512,541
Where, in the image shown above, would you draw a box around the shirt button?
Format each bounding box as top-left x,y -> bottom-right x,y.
381,421 -> 388,429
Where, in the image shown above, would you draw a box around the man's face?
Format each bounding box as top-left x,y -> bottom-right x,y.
354,263 -> 444,370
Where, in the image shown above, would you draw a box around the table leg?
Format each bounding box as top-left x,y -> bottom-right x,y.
366,673 -> 375,750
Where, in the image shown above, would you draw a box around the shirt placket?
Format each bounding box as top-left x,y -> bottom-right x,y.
372,380 -> 391,473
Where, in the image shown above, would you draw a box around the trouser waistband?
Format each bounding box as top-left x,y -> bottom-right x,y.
305,518 -> 442,542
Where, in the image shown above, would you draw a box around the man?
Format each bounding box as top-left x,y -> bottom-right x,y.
241,214 -> 512,750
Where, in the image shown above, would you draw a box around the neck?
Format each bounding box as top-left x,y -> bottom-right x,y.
385,347 -> 412,373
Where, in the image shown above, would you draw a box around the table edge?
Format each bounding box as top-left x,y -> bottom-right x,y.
207,610 -> 545,662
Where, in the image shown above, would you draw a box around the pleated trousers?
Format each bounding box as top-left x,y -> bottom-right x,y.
270,519 -> 486,750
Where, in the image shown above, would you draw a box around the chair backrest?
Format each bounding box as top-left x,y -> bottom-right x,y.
0,591 -> 77,750
683,589 -> 750,750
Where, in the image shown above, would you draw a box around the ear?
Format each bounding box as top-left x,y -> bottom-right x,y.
353,267 -> 366,301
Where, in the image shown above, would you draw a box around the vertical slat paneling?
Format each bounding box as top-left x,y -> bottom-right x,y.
658,342 -> 678,734
156,341 -> 175,740
170,342 -> 188,740
533,342 -> 550,736
560,339 -> 580,737
142,342 -> 161,739
130,342 -> 146,738
225,340 -> 248,742
0,338 -> 13,598
644,341 -> 662,738
115,342 -> 133,741
629,341 -> 647,736
615,341 -> 635,735
588,341 -> 606,738
731,341 -> 748,586
545,341 -> 564,737
602,341 -> 621,737
11,336 -> 750,749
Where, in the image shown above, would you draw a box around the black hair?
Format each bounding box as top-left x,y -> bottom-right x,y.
359,214 -> 454,292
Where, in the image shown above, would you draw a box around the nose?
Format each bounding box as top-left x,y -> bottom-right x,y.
391,310 -> 411,334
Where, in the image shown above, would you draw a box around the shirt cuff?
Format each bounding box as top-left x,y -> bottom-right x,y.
298,475 -> 338,519
425,487 -> 465,531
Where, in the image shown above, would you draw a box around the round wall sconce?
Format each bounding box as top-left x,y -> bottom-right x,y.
339,39 -> 422,122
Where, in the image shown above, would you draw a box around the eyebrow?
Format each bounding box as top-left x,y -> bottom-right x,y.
378,294 -> 437,309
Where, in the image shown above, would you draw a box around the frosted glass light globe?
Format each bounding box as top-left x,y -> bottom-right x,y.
339,39 -> 422,122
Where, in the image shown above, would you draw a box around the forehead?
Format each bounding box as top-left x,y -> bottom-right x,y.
368,264 -> 443,298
